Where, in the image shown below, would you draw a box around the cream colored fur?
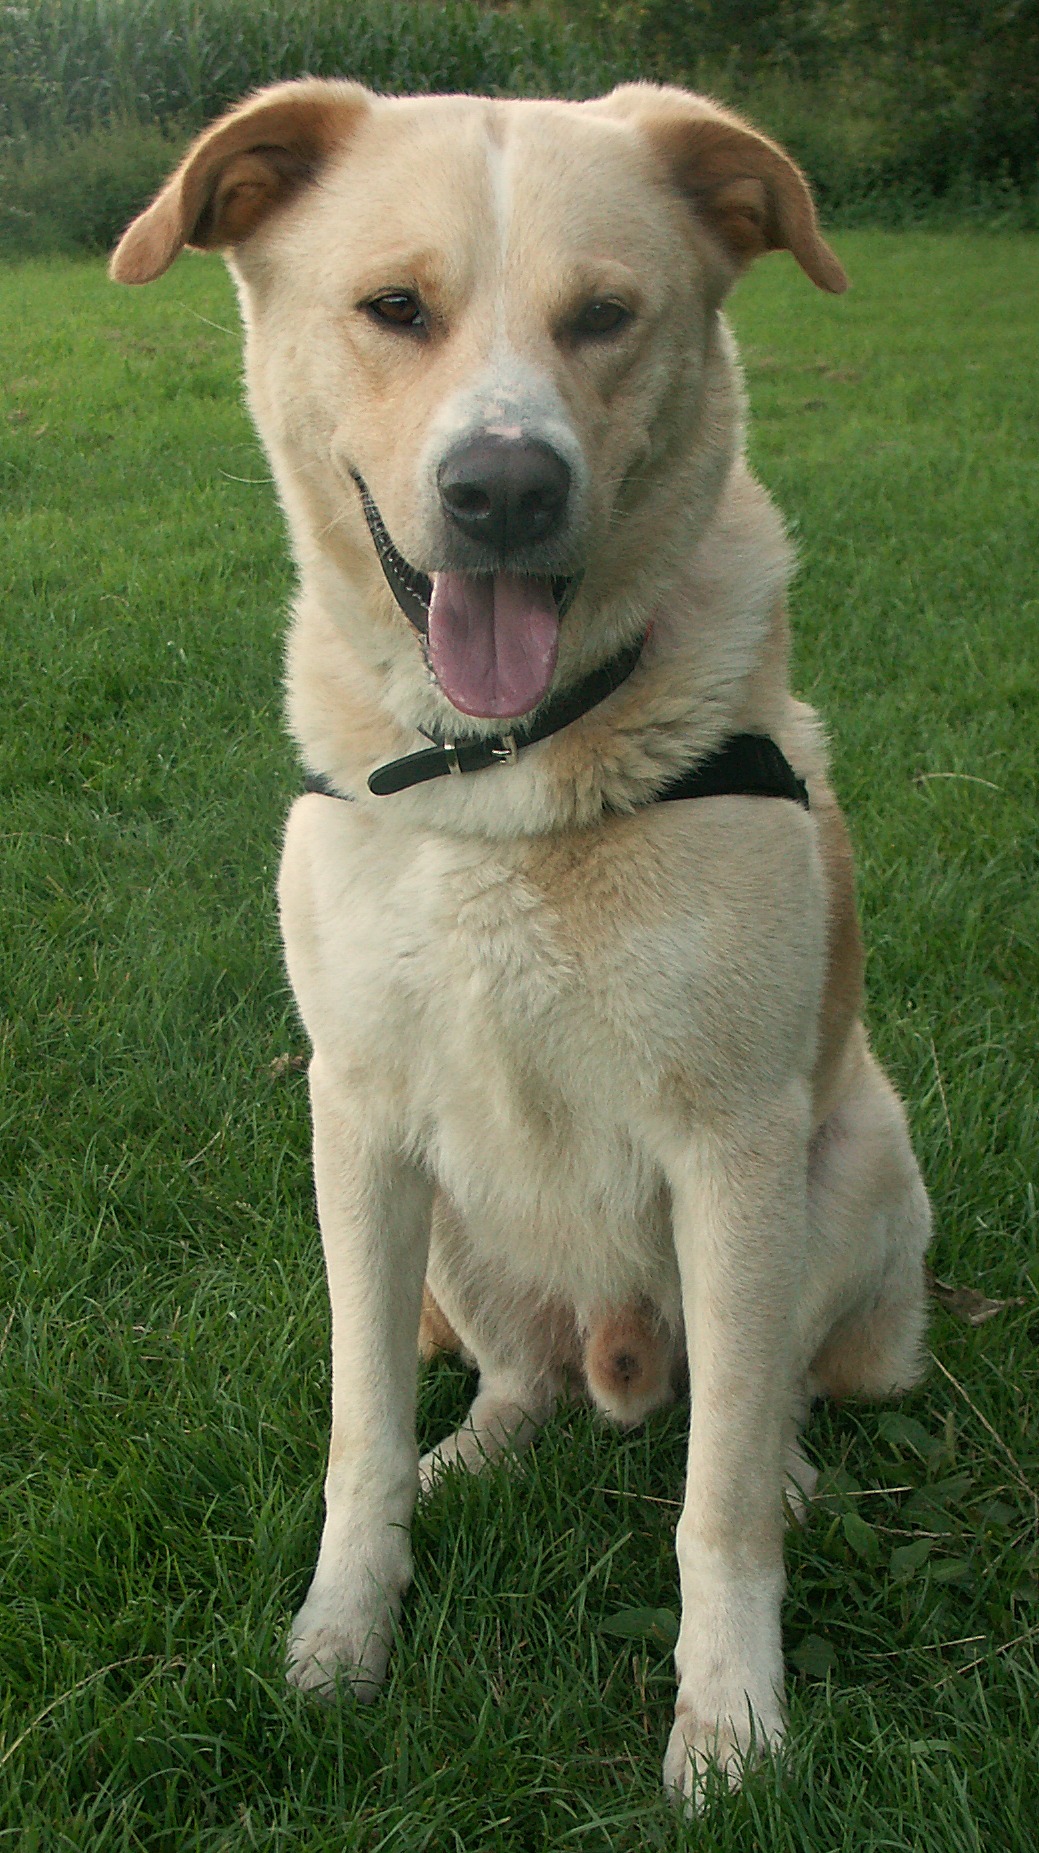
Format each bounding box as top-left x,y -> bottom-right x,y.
112,79 -> 931,1808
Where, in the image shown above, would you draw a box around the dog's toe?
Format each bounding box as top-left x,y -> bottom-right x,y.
663,1703 -> 784,1812
286,1605 -> 390,1703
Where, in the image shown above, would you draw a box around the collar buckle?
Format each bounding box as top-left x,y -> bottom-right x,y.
363,631 -> 647,797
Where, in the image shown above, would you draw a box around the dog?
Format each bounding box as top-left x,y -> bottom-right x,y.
111,78 -> 932,1805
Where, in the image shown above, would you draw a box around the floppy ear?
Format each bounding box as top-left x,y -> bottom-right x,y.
109,78 -> 371,285
596,83 -> 847,295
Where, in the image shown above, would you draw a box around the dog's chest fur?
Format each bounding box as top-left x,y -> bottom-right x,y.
281,792 -> 823,1311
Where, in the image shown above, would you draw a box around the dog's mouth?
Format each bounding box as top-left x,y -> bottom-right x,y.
352,471 -> 581,721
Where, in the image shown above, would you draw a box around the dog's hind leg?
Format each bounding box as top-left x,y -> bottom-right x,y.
803,1035 -> 931,1404
418,1194 -> 577,1494
419,1375 -> 556,1493
767,1038 -> 930,1539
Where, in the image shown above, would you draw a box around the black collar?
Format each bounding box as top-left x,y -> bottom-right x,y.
346,468 -> 626,791
338,631 -> 647,797
326,476 -> 810,811
318,478 -> 811,811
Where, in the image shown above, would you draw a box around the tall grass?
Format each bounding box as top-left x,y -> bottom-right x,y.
1,0 -> 1037,257
0,0 -> 615,143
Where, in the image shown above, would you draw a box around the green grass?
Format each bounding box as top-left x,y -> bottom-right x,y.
1,235 -> 1037,1849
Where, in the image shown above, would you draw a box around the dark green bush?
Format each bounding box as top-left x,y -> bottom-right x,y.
565,0 -> 1039,190
0,0 -> 628,254
0,118 -> 186,255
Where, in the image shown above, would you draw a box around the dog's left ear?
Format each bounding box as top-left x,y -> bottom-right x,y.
595,84 -> 848,295
110,78 -> 371,284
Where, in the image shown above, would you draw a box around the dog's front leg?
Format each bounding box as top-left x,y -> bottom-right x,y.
661,1083 -> 810,1807
287,1053 -> 433,1701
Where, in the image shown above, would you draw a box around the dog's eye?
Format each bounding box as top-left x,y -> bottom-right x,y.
366,291 -> 426,332
571,299 -> 631,341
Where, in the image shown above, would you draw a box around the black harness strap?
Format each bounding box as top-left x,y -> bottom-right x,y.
653,733 -> 809,810
305,728 -> 808,813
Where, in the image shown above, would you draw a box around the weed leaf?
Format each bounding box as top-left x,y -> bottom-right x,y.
843,1511 -> 881,1564
791,1634 -> 838,1678
877,1412 -> 936,1458
599,1607 -> 679,1649
932,1559 -> 972,1585
891,1539 -> 932,1580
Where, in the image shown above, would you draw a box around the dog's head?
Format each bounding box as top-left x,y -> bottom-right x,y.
112,81 -> 845,727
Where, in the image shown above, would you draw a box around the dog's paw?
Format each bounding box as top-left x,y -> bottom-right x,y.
662,1697 -> 784,1812
286,1590 -> 394,1703
417,1388 -> 547,1494
417,1436 -> 465,1496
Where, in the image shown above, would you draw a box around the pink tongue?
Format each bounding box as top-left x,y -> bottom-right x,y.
427,573 -> 560,719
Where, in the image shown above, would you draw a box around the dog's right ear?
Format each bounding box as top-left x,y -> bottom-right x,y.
593,83 -> 847,296
109,79 -> 371,284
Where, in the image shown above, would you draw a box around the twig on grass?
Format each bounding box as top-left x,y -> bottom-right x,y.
864,1526 -> 953,1540
928,1036 -> 953,1145
914,773 -> 1003,792
932,1625 -> 1039,1689
184,1125 -> 225,1167
0,1655 -> 185,1771
927,1270 -> 1026,1326
182,306 -> 237,338
593,1486 -> 681,1509
814,1486 -> 914,1500
635,1652 -> 652,1737
929,1351 -> 1036,1512
868,1633 -> 987,1659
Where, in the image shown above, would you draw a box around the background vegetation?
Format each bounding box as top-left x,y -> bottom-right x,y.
1,234 -> 1037,1847
1,0 -> 1037,255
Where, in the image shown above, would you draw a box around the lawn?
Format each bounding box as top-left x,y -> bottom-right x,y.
1,234 -> 1037,1850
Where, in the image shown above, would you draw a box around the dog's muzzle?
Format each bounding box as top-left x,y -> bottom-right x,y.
350,469 -> 581,638
350,469 -> 583,721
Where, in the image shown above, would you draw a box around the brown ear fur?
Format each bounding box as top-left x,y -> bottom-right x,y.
596,83 -> 848,295
109,78 -> 371,284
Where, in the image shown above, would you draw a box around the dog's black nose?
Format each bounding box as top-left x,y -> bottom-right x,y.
438,436 -> 571,554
